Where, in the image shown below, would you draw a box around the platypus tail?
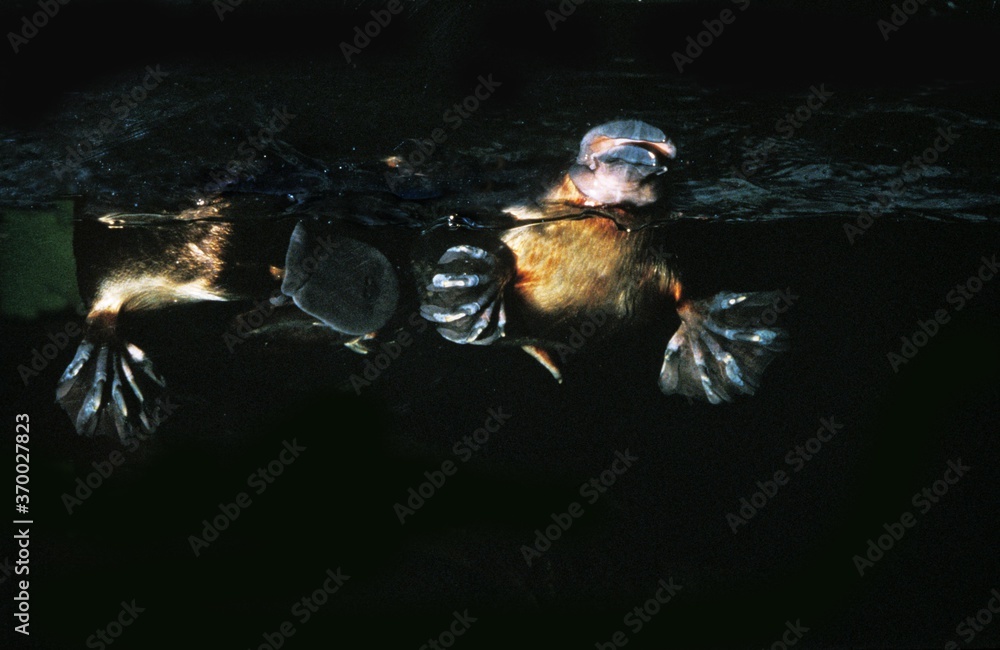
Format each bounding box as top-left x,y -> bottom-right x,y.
659,291 -> 788,403
56,313 -> 167,441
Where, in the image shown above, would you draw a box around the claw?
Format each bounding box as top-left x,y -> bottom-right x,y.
717,293 -> 747,309
76,345 -> 108,435
109,361 -> 131,435
56,340 -> 94,400
58,333 -> 171,440
464,301 -> 496,342
344,332 -> 376,355
119,353 -> 145,404
703,320 -> 746,342
438,299 -> 499,344
111,362 -> 128,418
659,332 -> 685,393
750,329 -> 781,345
686,329 -> 723,403
477,301 -> 506,344
127,342 -> 165,386
699,330 -> 747,392
421,304 -> 472,324
439,245 -> 491,264
429,273 -> 481,290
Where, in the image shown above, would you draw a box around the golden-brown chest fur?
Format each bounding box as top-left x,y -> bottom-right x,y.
501,216 -> 674,319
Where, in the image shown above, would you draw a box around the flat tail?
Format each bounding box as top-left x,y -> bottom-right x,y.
57,328 -> 167,441
659,291 -> 788,403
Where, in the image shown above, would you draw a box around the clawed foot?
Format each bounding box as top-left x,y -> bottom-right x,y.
659,291 -> 788,403
57,336 -> 168,440
419,244 -> 512,345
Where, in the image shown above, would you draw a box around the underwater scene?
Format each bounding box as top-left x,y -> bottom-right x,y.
2,1 -> 999,648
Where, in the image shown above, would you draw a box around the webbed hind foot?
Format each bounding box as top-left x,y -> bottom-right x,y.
57,332 -> 169,441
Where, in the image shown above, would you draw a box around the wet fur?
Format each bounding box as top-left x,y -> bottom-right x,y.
501,216 -> 677,323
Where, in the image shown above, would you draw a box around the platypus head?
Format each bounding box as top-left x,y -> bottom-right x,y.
567,119 -> 676,207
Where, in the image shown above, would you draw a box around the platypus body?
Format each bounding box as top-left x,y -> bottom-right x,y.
58,120 -> 788,441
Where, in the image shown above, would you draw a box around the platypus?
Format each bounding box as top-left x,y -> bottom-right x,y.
417,119 -> 787,401
57,119 -> 787,442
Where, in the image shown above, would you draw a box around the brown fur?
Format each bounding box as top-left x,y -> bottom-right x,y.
500,216 -> 678,320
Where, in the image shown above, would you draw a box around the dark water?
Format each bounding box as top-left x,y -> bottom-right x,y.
2,2 -> 1000,649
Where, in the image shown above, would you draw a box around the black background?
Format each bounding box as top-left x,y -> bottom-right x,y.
2,1 -> 1000,649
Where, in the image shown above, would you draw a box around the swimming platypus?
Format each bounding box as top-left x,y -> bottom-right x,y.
57,119 -> 787,442
417,119 -> 788,401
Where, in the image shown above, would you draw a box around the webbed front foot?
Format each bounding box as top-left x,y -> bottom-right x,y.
659,291 -> 788,403
419,244 -> 513,345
